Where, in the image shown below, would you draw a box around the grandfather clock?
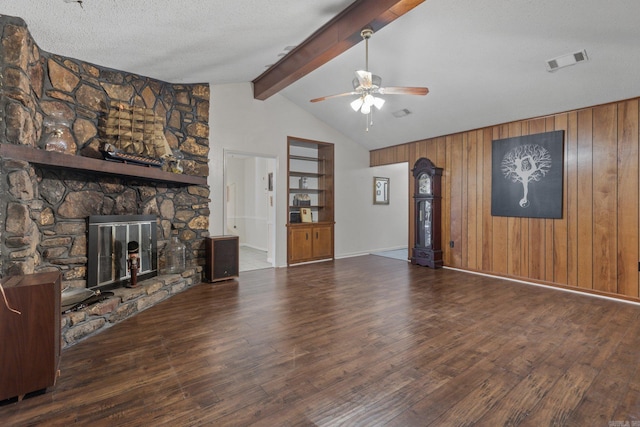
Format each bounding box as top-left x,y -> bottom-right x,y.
411,157 -> 443,268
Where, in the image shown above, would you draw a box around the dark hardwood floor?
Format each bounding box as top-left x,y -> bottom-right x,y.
2,255 -> 640,426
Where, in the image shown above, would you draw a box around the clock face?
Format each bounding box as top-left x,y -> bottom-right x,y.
418,173 -> 431,194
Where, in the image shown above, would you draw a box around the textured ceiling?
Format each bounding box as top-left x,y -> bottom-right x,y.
0,0 -> 354,83
2,0 -> 640,151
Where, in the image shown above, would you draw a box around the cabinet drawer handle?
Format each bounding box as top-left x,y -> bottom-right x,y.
316,232 -> 318,239
306,232 -> 309,240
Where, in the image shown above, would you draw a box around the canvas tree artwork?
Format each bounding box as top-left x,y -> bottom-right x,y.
501,144 -> 552,208
491,131 -> 564,219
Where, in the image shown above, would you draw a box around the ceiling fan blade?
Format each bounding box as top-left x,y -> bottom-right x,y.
310,91 -> 358,103
378,86 -> 429,96
355,70 -> 373,88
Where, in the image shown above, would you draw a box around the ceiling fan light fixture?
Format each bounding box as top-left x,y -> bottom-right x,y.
363,94 -> 375,107
308,26 -> 428,131
350,97 -> 364,112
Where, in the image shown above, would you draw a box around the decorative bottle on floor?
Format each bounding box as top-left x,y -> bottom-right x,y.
162,227 -> 185,274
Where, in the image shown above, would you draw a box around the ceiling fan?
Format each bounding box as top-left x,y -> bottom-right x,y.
310,28 -> 429,130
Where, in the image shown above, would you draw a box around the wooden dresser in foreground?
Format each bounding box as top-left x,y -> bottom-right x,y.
0,271 -> 61,401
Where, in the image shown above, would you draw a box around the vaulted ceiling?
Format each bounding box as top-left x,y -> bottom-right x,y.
2,0 -> 640,151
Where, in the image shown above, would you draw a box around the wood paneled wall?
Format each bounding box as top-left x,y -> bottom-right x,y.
370,98 -> 640,301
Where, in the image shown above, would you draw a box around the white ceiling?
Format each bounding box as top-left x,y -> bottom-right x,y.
2,0 -> 640,151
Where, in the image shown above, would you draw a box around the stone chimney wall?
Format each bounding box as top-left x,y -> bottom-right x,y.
0,15 -> 211,288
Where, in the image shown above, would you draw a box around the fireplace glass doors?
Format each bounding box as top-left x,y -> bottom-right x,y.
87,215 -> 157,289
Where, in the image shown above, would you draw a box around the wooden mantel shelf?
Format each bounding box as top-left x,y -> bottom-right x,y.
0,144 -> 207,186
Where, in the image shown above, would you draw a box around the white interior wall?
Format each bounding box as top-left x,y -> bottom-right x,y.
209,82 -> 407,267
356,162 -> 409,253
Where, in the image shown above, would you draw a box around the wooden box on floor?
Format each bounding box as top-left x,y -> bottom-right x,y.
205,235 -> 239,282
0,271 -> 61,401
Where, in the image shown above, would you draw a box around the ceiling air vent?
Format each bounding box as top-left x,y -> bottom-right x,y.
392,108 -> 412,118
546,49 -> 589,72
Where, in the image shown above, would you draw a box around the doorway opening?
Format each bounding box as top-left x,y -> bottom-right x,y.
224,150 -> 276,271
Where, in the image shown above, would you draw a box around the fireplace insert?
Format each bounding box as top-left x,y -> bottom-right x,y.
87,215 -> 157,290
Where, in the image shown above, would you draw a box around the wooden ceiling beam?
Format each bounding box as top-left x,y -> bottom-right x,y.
252,0 -> 425,100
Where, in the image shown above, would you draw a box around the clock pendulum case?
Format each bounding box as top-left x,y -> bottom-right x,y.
411,157 -> 443,268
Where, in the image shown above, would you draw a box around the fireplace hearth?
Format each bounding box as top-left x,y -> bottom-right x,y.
87,215 -> 158,290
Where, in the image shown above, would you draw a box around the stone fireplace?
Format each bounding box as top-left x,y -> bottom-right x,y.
0,15 -> 211,346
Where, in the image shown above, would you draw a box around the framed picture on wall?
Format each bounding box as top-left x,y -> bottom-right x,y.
491,130 -> 564,218
374,177 -> 390,205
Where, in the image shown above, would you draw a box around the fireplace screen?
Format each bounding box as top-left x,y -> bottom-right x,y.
87,215 -> 157,289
